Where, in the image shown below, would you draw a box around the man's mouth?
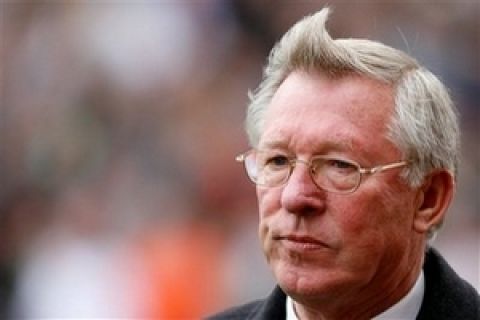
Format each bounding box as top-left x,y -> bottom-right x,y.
273,234 -> 330,251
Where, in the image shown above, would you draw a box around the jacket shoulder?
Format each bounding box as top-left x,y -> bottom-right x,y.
418,247 -> 480,319
206,299 -> 264,320
206,287 -> 287,320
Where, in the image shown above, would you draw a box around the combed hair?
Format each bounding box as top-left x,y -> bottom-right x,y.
246,7 -> 460,190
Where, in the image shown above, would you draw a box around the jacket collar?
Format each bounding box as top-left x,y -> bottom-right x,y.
248,286 -> 287,319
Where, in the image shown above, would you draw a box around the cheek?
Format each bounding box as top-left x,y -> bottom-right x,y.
338,191 -> 414,251
257,187 -> 282,255
257,187 -> 281,219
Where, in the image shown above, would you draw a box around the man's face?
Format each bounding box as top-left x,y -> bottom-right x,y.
257,71 -> 423,306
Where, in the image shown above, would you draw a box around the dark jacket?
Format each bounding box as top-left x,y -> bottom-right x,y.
208,248 -> 479,319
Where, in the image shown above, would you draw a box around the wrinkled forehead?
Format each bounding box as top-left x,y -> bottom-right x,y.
268,71 -> 394,119
258,71 -> 398,157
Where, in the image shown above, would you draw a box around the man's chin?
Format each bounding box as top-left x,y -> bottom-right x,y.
274,260 -> 358,303
274,262 -> 335,298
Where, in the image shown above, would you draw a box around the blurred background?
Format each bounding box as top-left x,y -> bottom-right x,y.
0,1 -> 478,318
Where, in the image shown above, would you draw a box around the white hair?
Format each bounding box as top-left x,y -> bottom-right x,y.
246,7 -> 460,189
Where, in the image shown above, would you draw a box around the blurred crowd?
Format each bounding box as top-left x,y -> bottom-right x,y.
0,1 -> 478,318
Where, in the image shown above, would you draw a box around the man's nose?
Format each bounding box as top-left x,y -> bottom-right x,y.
280,163 -> 326,215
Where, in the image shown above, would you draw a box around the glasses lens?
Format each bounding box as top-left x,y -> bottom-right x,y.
311,157 -> 361,193
241,152 -> 362,193
243,153 -> 259,183
245,152 -> 290,187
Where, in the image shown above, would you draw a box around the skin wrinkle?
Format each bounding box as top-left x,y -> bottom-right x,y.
260,72 -> 396,164
257,71 -> 424,320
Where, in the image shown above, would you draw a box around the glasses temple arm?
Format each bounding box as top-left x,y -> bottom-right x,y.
360,161 -> 410,175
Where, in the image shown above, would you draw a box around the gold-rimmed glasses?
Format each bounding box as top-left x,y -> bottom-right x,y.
236,150 -> 409,194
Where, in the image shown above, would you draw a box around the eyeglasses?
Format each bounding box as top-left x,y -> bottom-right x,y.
236,150 -> 410,194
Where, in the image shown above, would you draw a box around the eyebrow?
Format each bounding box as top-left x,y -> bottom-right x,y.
258,138 -> 355,154
258,139 -> 288,150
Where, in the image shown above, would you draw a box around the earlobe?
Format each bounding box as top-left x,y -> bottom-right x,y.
413,170 -> 455,235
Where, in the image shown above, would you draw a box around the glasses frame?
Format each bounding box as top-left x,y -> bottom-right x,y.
236,150 -> 410,194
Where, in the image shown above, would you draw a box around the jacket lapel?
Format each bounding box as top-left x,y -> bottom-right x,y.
416,247 -> 480,320
249,286 -> 287,320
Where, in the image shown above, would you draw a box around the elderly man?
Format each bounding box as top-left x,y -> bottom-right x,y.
208,7 -> 479,320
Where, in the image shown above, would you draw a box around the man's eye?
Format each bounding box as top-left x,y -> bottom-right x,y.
265,155 -> 289,167
324,159 -> 357,173
330,159 -> 354,169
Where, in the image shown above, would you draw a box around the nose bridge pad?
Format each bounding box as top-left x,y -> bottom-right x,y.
282,159 -> 326,213
290,159 -> 316,185
294,159 -> 311,168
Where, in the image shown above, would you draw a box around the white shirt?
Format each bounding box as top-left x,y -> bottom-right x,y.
286,271 -> 425,320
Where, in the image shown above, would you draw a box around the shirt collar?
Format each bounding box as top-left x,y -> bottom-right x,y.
286,294 -> 298,320
286,271 -> 425,320
373,270 -> 425,319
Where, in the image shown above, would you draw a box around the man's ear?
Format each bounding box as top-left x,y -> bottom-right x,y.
413,170 -> 455,235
